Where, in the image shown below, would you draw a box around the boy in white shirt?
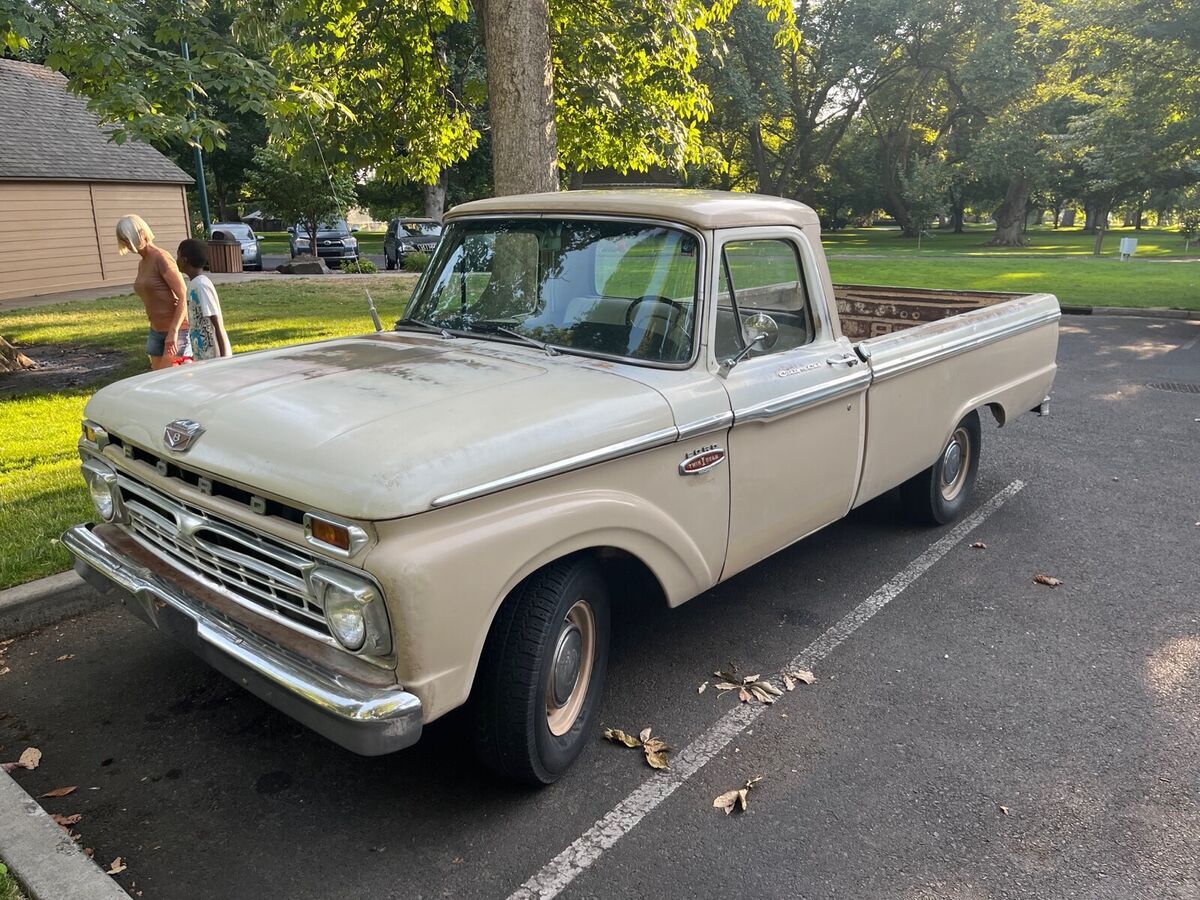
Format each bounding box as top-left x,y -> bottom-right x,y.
176,239 -> 233,360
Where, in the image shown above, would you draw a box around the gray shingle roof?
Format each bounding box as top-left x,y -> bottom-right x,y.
0,59 -> 192,184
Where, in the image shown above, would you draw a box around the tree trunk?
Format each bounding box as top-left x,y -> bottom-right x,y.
1083,201 -> 1096,233
988,174 -> 1029,246
423,174 -> 447,219
0,336 -> 35,373
1060,208 -> 1076,227
475,0 -> 558,196
1134,199 -> 1144,230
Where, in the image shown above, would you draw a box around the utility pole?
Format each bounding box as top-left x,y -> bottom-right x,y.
180,32 -> 211,232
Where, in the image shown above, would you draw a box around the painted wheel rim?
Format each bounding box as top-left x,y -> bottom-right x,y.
940,427 -> 971,501
546,599 -> 595,736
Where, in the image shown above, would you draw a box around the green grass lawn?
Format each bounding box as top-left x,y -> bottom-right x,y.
826,255 -> 1199,310
0,862 -> 27,900
822,223 -> 1200,258
0,277 -> 416,590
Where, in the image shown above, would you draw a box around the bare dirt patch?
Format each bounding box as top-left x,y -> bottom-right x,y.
0,342 -> 128,398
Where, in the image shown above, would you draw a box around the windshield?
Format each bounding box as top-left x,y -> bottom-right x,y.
212,224 -> 253,240
402,218 -> 699,364
298,220 -> 350,234
400,222 -> 441,237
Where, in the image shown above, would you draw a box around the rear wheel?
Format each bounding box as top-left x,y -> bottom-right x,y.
472,558 -> 610,784
900,411 -> 982,525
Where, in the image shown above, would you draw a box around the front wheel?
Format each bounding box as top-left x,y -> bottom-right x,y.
472,558 -> 611,784
900,411 -> 982,525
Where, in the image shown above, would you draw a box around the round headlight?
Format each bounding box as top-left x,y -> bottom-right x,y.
81,457 -> 118,522
311,567 -> 388,654
89,478 -> 116,521
324,589 -> 367,650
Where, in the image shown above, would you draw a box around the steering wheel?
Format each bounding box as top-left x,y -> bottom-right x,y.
624,295 -> 687,328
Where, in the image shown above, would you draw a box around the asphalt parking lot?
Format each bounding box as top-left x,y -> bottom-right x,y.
2,314 -> 1198,900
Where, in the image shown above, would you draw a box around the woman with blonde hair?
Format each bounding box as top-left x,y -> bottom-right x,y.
116,214 -> 191,369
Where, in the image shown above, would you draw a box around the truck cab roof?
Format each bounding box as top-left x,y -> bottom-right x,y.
444,189 -> 821,231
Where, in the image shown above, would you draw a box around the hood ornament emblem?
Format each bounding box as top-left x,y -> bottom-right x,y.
164,419 -> 204,452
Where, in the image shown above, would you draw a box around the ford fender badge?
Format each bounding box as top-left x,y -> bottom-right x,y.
679,444 -> 726,476
163,418 -> 204,452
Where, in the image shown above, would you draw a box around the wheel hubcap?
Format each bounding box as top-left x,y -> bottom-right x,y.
546,600 -> 595,736
940,427 -> 970,501
551,624 -> 583,707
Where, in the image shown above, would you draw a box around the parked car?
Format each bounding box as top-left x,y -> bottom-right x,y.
66,190 -> 1059,784
289,219 -> 359,267
209,222 -> 262,271
383,217 -> 442,269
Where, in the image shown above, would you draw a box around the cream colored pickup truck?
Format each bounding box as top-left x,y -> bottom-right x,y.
66,191 -> 1059,783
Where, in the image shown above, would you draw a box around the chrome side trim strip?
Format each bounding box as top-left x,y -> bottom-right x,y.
430,425 -> 681,508
733,369 -> 872,424
675,411 -> 734,441
864,309 -> 1061,382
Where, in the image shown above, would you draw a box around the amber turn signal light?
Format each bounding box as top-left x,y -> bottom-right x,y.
309,517 -> 351,551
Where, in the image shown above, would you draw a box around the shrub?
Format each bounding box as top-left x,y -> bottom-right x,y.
346,257 -> 379,274
403,251 -> 431,272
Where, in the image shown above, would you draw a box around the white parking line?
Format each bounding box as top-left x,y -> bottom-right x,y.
508,479 -> 1027,900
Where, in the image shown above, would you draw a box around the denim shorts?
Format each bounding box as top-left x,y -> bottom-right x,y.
146,326 -> 192,359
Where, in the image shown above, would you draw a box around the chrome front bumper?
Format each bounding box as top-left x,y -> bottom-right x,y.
62,523 -> 422,756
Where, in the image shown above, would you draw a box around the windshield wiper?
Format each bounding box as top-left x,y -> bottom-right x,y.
459,322 -> 560,357
495,326 -> 559,356
395,317 -> 455,339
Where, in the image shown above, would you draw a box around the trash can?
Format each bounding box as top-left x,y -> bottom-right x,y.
1119,237 -> 1138,261
207,231 -> 244,274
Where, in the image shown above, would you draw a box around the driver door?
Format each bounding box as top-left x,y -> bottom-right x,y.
714,228 -> 869,580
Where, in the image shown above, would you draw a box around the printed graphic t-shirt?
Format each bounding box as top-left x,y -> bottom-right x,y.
186,275 -> 226,360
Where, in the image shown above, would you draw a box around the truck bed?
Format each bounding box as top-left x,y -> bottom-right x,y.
834,284 -> 1022,340
843,286 -> 1060,508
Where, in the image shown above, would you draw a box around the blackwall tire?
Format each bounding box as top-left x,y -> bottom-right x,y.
900,410 -> 982,526
471,558 -> 611,785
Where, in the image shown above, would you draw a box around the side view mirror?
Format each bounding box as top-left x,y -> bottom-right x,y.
722,312 -> 779,370
351,225 -> 361,233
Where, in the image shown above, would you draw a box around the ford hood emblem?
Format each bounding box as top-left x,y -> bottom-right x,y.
164,419 -> 204,452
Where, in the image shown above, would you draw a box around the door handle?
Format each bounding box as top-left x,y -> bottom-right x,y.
826,353 -> 859,368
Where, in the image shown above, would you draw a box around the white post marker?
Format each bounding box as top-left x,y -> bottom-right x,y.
509,480 -> 1027,900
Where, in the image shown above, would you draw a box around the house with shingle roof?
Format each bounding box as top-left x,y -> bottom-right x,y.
0,58 -> 193,302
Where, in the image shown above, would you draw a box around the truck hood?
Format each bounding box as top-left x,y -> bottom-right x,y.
85,333 -> 677,520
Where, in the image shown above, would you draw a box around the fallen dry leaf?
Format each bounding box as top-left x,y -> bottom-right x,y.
698,681 -> 708,694
787,669 -> 816,685
738,687 -> 752,703
40,786 -> 77,799
56,654 -> 75,662
970,541 -> 987,549
999,805 -> 1010,816
742,674 -> 761,684
2,746 -> 42,773
643,737 -> 672,770
713,776 -> 763,815
51,813 -> 82,829
106,857 -> 126,876
84,847 -> 94,858
603,728 -> 642,749
1034,574 -> 1064,587
783,674 -> 795,691
638,726 -> 652,744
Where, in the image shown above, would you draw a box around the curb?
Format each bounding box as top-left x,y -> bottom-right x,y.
0,771 -> 129,899
1061,305 -> 1200,319
0,571 -> 107,640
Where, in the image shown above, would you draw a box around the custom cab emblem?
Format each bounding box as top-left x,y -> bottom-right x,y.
679,444 -> 727,476
163,419 -> 204,452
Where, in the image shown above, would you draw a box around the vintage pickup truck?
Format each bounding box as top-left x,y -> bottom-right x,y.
65,191 -> 1059,783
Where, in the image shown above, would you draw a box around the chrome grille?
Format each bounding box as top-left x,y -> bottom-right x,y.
116,472 -> 333,641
